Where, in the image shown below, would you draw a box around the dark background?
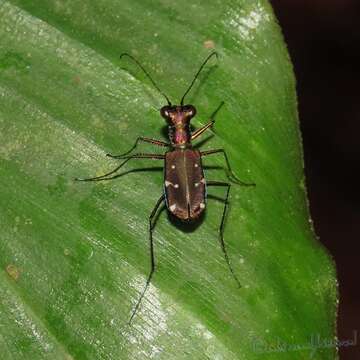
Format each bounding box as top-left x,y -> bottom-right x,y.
270,1 -> 359,359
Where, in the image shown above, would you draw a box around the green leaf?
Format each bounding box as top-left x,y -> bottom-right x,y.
0,0 -> 337,359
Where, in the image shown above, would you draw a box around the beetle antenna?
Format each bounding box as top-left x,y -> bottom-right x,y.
120,53 -> 172,106
180,52 -> 218,106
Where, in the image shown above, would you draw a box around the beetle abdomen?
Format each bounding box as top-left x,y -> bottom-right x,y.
164,149 -> 206,221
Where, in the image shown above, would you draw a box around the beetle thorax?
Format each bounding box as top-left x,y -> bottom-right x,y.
161,105 -> 196,147
168,123 -> 191,146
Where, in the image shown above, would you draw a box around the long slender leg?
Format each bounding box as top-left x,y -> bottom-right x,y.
75,153 -> 164,182
107,137 -> 169,158
201,148 -> 255,186
191,101 -> 224,141
129,194 -> 165,324
207,180 -> 241,288
191,121 -> 214,141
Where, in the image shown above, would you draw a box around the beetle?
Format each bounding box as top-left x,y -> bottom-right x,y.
75,52 -> 255,323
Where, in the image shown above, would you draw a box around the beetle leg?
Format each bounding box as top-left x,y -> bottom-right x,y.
75,153 -> 164,182
201,149 -> 255,186
128,194 -> 165,324
207,180 -> 241,288
191,121 -> 214,141
107,137 -> 169,158
191,101 -> 224,141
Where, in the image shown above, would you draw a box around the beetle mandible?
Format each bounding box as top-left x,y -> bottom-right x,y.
76,52 -> 255,324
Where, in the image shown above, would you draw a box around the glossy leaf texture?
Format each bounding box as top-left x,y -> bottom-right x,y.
0,0 -> 337,359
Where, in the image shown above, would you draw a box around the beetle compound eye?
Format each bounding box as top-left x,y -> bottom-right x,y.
188,105 -> 196,117
160,106 -> 171,118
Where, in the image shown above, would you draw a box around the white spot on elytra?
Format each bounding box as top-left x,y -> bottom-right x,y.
169,204 -> 176,211
165,180 -> 179,189
200,202 -> 205,209
171,165 -> 176,169
194,163 -> 199,168
194,182 -> 199,187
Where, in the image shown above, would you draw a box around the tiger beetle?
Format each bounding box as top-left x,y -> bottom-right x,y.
75,52 -> 255,324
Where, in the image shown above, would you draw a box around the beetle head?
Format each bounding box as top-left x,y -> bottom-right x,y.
160,105 -> 196,125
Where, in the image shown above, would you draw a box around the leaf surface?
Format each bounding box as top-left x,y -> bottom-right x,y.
0,0 -> 337,359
